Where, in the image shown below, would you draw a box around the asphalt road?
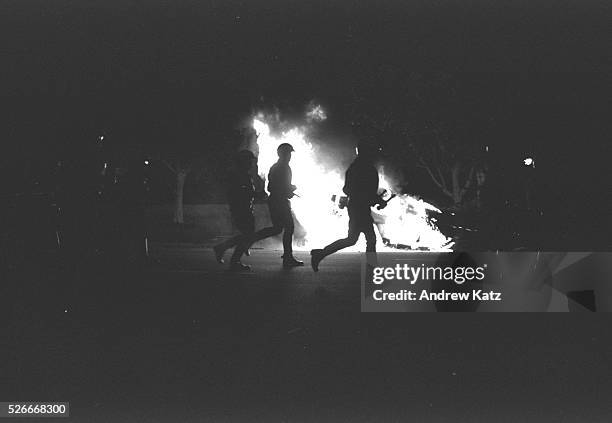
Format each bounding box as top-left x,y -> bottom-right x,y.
2,244 -> 612,422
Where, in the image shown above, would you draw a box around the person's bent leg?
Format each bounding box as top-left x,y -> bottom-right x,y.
364,224 -> 377,253
322,214 -> 361,257
363,224 -> 378,274
310,233 -> 359,272
229,225 -> 276,272
239,225 -> 283,254
214,212 -> 253,264
213,234 -> 242,263
311,207 -> 363,271
230,232 -> 254,264
229,237 -> 252,271
229,216 -> 255,264
216,234 -> 242,251
323,234 -> 359,256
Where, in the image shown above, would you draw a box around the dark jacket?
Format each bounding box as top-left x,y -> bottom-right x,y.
227,168 -> 255,214
343,157 -> 379,206
267,161 -> 293,199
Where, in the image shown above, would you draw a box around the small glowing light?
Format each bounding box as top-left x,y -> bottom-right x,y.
485,145 -> 489,152
523,157 -> 534,166
64,309 -> 68,313
144,160 -> 150,165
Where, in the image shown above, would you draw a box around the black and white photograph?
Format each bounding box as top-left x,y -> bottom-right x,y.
1,0 -> 611,421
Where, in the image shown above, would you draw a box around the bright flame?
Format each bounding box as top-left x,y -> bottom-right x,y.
253,116 -> 453,251
376,174 -> 453,250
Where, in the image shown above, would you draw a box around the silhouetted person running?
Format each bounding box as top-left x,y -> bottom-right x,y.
310,141 -> 388,271
242,143 -> 304,268
213,150 -> 261,271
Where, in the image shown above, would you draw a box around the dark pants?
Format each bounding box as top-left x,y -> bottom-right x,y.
319,202 -> 376,260
216,210 -> 255,263
242,197 -> 295,256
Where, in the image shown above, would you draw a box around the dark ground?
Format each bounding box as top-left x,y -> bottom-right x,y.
2,243 -> 612,422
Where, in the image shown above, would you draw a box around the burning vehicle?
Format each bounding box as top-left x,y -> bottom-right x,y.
250,115 -> 454,252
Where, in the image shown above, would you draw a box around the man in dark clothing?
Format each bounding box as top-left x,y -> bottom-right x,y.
213,150 -> 260,271
310,141 -> 387,271
242,143 -> 304,268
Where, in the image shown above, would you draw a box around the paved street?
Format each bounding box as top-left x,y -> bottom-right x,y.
2,243 -> 612,421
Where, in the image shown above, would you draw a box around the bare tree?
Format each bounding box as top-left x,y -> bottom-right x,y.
410,128 -> 479,209
161,158 -> 192,224
349,72 -> 495,210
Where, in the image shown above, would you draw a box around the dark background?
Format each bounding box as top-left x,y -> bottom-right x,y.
2,0 -> 611,249
2,2 -> 612,421
2,0 -> 609,135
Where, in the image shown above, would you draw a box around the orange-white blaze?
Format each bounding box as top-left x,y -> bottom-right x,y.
253,117 -> 453,252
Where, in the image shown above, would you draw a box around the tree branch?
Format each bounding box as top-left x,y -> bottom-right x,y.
417,158 -> 452,198
161,160 -> 177,174
459,166 -> 475,198
436,167 -> 448,192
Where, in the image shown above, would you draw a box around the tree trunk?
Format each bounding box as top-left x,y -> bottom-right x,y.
173,171 -> 187,224
449,164 -> 475,210
451,164 -> 461,207
417,156 -> 474,210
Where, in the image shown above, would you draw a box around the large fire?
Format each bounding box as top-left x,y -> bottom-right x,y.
252,115 -> 453,252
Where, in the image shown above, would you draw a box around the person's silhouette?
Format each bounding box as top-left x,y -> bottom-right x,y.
310,141 -> 387,271
213,150 -> 261,271
238,143 -> 304,268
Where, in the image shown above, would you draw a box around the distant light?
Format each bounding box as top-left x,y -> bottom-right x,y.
523,157 -> 535,167
98,135 -> 104,141
485,145 -> 489,152
64,309 -> 68,313
144,160 -> 150,165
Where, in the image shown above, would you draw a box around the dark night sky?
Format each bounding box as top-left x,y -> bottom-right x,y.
2,0 -> 611,216
3,0 -> 609,131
